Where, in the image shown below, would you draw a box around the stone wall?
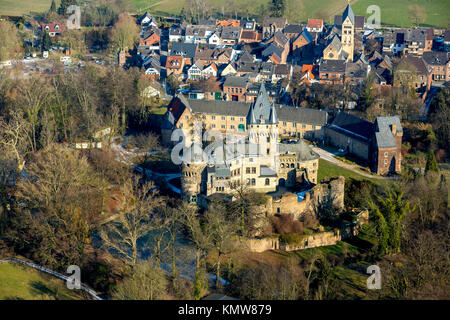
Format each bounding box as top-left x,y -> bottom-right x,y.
266,176 -> 345,219
238,230 -> 342,253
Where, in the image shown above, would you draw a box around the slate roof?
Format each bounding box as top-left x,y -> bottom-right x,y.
334,15 -> 365,29
284,24 -> 303,35
325,35 -> 343,54
329,111 -> 374,142
223,76 -> 248,88
342,4 -> 355,25
374,116 -> 402,148
276,106 -> 328,126
220,26 -> 240,40
187,99 -> 249,117
248,83 -> 277,124
263,17 -> 287,29
296,29 -> 314,44
319,59 -> 346,74
422,51 -> 449,66
167,95 -> 328,127
170,42 -> 197,59
445,30 -> 450,42
273,64 -> 290,76
278,139 -> 320,161
262,43 -> 283,59
345,62 -> 368,79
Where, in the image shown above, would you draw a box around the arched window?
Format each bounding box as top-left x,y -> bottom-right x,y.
291,163 -> 295,168
281,163 -> 285,168
265,178 -> 270,185
251,178 -> 256,186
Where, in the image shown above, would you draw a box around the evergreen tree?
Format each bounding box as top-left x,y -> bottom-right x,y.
270,0 -> 285,18
41,32 -> 52,52
58,0 -> 78,15
50,0 -> 57,13
425,150 -> 439,174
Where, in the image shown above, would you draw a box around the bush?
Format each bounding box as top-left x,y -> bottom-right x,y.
279,233 -> 305,245
270,214 -> 304,234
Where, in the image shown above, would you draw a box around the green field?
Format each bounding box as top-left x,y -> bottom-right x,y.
317,159 -> 378,183
1,0 -> 448,28
351,0 -> 450,28
0,262 -> 88,300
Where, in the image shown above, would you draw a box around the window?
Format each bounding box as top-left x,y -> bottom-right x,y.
240,118 -> 244,121
251,178 -> 256,186
252,167 -> 256,174
231,117 -> 235,121
384,159 -> 388,165
221,125 -> 225,129
212,124 -> 216,128
202,115 -> 206,119
302,124 -> 306,129
283,121 -> 287,126
265,178 -> 270,185
384,152 -> 388,157
230,125 -> 235,129
212,116 -> 216,120
221,116 -> 225,120
246,167 -> 250,174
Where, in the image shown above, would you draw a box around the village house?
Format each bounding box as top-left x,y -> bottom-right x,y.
165,55 -> 184,77
306,19 -> 324,33
284,24 -> 303,40
319,59 -> 346,84
394,55 -> 431,92
263,17 -> 287,38
292,29 -> 314,57
41,23 -> 66,37
139,29 -> 160,49
422,51 -> 450,82
325,112 -> 402,175
170,42 -> 197,66
239,30 -> 263,44
223,76 -> 249,101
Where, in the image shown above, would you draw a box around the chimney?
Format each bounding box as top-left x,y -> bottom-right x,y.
391,123 -> 397,135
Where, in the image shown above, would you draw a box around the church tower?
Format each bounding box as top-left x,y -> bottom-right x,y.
341,3 -> 355,62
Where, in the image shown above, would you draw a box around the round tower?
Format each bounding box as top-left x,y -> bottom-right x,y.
180,143 -> 206,203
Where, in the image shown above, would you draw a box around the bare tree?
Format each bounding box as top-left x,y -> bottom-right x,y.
100,178 -> 163,265
112,260 -> 168,300
204,201 -> 240,289
0,111 -> 31,172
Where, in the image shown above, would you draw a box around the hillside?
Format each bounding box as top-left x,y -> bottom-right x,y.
1,0 -> 448,28
0,261 -> 89,300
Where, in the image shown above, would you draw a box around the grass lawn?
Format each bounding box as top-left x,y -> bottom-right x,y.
317,159 -> 378,184
351,0 -> 450,28
3,0 -> 448,28
0,262 -> 88,300
0,0 -> 57,16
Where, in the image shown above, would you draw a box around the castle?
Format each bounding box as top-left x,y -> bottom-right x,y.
167,83 -> 321,204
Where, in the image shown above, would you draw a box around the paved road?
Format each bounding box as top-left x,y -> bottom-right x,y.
312,146 -> 388,180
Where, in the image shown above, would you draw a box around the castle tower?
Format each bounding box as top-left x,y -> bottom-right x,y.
341,3 -> 355,62
247,83 -> 279,166
180,143 -> 206,203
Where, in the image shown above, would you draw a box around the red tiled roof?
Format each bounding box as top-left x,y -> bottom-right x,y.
307,18 -> 323,29
166,56 -> 183,69
41,23 -> 66,33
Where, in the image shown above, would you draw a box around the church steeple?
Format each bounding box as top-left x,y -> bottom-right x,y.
247,82 -> 276,125
342,3 -> 355,25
